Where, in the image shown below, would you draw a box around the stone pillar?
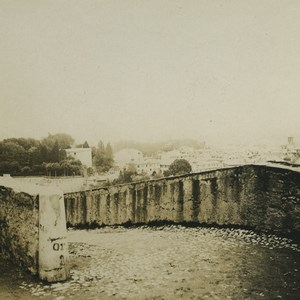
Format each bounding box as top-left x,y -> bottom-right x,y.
183,178 -> 193,222
38,188 -> 70,282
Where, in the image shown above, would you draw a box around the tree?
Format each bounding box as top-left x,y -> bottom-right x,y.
116,167 -> 136,184
50,141 -> 60,162
44,162 -> 58,177
83,141 -> 89,148
0,161 -> 21,176
0,134 -> 75,176
60,157 -> 82,176
77,141 -> 90,148
42,133 -> 74,150
164,159 -> 192,176
93,141 -> 114,173
0,141 -> 26,161
97,140 -> 105,151
152,170 -> 163,179
106,143 -> 113,158
3,138 -> 39,151
44,157 -> 82,177
87,167 -> 94,176
39,144 -> 49,163
0,141 -> 28,175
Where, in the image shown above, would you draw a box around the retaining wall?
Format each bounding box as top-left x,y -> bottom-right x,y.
64,165 -> 300,235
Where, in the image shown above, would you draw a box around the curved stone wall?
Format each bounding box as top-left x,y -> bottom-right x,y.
64,165 -> 300,236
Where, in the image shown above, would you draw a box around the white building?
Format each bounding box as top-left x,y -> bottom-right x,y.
114,148 -> 144,169
191,158 -> 224,172
280,137 -> 300,163
136,157 -> 162,175
160,147 -> 195,165
114,146 -> 227,175
65,148 -> 92,168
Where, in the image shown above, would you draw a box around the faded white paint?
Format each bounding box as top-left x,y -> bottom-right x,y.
0,176 -> 71,282
39,189 -> 70,282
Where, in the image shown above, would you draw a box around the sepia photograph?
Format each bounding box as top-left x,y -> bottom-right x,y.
0,0 -> 299,299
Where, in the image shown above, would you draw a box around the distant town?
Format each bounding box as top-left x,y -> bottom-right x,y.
0,133 -> 299,192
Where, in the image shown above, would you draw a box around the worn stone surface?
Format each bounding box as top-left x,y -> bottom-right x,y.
0,185 -> 39,274
11,226 -> 300,300
38,192 -> 70,282
64,165 -> 300,235
0,179 -> 70,282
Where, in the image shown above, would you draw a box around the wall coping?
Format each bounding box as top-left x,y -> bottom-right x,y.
0,176 -> 63,196
64,164 -> 300,195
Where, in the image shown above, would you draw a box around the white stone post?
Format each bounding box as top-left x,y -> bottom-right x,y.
38,188 -> 70,282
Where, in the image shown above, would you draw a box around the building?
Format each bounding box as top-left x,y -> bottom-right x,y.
136,157 -> 161,175
65,148 -> 92,168
280,137 -> 300,164
114,149 -> 144,169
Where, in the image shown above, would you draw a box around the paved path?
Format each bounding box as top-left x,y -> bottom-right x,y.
1,226 -> 299,299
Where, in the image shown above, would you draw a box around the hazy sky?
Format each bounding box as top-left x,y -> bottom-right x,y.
0,0 -> 299,146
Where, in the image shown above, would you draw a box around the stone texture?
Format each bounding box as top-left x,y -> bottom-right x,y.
17,226 -> 300,300
0,185 -> 39,274
64,165 -> 300,236
0,179 -> 70,282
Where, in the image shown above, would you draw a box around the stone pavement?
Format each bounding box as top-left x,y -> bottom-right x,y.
17,226 -> 300,299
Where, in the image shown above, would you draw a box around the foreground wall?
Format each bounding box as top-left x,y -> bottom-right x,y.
0,184 -> 39,274
0,178 -> 70,282
64,165 -> 300,235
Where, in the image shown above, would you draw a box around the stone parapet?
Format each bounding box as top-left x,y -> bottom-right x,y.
64,165 -> 300,236
0,177 -> 70,282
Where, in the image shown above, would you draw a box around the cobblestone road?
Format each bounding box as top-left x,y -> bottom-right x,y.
2,226 -> 300,299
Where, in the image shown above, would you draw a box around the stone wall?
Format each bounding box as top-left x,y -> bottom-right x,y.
0,177 -> 70,282
64,165 -> 300,236
0,185 -> 39,274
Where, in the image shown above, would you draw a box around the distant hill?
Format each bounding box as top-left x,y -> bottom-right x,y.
113,139 -> 205,156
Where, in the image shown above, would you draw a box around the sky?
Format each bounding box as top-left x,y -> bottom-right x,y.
0,0 -> 299,147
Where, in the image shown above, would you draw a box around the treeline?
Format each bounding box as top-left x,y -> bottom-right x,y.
0,133 -> 82,176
